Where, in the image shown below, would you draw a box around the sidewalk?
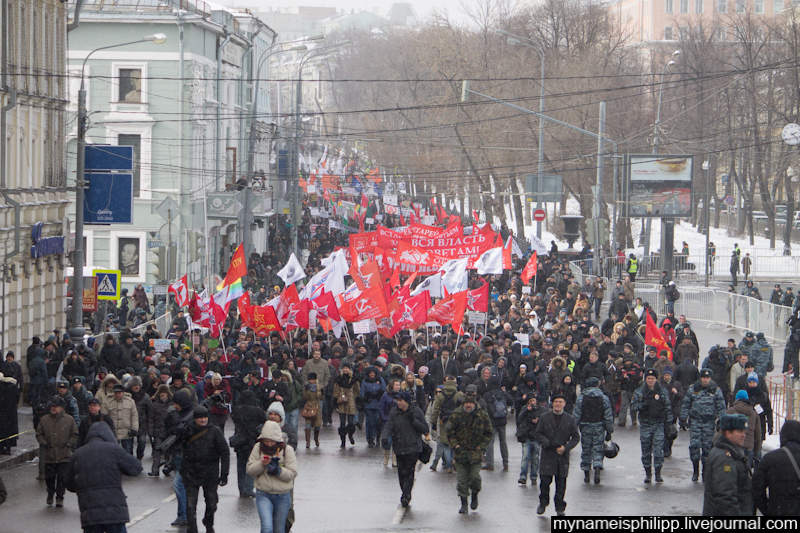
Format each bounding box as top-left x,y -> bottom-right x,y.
0,406 -> 38,471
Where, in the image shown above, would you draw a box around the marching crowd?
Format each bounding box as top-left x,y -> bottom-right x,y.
2,214 -> 800,531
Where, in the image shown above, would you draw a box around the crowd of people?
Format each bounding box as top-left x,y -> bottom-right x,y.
3,210 -> 800,530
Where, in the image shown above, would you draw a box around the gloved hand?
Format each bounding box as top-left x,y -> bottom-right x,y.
218,477 -> 227,487
768,423 -> 774,435
605,431 -> 612,442
129,429 -> 138,438
266,457 -> 281,476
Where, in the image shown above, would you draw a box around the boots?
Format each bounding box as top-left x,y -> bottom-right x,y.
470,490 -> 479,510
584,470 -> 591,484
458,496 -> 469,514
338,427 -> 347,448
305,429 -> 311,449
347,424 -> 356,445
655,467 -> 663,483
313,428 -> 320,447
691,460 -> 700,482
594,468 -> 601,484
644,467 -> 652,484
701,460 -> 707,482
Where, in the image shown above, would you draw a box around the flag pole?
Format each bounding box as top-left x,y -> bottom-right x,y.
218,323 -> 228,362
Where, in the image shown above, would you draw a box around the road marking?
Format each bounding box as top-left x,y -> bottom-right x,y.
391,505 -> 407,524
162,494 -> 176,503
127,507 -> 157,528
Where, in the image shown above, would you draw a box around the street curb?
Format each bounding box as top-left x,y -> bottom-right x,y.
0,447 -> 38,471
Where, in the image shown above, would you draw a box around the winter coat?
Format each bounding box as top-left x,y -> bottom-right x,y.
727,400 -> 761,454
28,348 -> 48,386
430,382 -> 463,446
0,376 -> 19,446
180,422 -> 230,486
333,374 -> 360,415
78,413 -> 115,447
675,343 -> 699,366
301,384 -> 323,427
378,389 -> 399,422
65,422 -> 142,527
71,385 -> 94,420
302,358 -> 331,388
203,380 -> 231,416
680,382 -> 726,423
703,435 -> 753,516
95,375 -> 121,409
617,362 -> 643,393
675,359 -> 700,391
516,404 -> 546,442
483,386 -> 508,427
381,404 -> 429,456
753,422 -> 800,516
547,356 -> 570,393
36,411 -> 78,463
702,351 -> 732,398
102,394 -> 139,441
445,405 -> 493,464
360,373 -> 386,410
129,387 -> 152,435
246,421 -> 297,495
231,402 -> 266,454
751,338 -> 774,377
534,410 -> 581,477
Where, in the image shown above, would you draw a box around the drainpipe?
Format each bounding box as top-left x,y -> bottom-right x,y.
215,31 -> 231,192
67,0 -> 84,32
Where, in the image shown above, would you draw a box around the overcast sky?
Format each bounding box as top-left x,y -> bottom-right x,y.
212,0 -> 480,25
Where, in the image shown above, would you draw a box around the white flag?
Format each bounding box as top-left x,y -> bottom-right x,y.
277,253 -> 306,286
411,273 -> 442,298
300,249 -> 347,300
474,247 -> 504,275
439,258 -> 469,294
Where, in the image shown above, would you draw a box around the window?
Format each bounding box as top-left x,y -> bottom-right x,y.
666,0 -> 673,13
665,26 -> 674,40
755,0 -> 764,11
696,0 -> 704,12
679,26 -> 689,39
717,27 -> 726,41
118,68 -> 141,103
118,134 -> 141,197
681,0 -> 689,12
718,0 -> 727,11
775,0 -> 784,12
736,0 -> 745,11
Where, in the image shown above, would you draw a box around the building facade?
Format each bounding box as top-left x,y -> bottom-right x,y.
0,0 -> 70,363
66,0 -> 276,291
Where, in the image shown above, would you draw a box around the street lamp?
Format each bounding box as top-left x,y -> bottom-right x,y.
497,29 -> 547,239
69,34 -> 167,341
291,42 -> 350,256
702,159 -> 710,286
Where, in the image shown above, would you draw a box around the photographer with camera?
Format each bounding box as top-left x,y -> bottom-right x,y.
203,372 -> 231,433
247,420 -> 297,533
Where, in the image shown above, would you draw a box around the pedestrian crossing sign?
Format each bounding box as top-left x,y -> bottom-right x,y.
93,269 -> 121,301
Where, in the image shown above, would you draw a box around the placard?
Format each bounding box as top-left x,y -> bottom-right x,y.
353,319 -> 372,334
516,333 -> 530,346
310,207 -> 320,217
468,311 -> 486,324
153,285 -> 168,296
522,286 -> 532,295
150,338 -> 172,353
383,193 -> 398,206
365,217 -> 374,225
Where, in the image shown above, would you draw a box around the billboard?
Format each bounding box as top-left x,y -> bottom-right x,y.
626,155 -> 693,217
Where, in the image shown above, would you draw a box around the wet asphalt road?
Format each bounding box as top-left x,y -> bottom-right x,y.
1,323 -> 763,532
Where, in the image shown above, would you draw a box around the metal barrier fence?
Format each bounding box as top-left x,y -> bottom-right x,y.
769,374 -> 800,433
87,311 -> 173,348
596,254 -> 800,282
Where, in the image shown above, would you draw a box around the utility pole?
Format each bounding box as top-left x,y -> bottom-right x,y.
593,102 -> 605,276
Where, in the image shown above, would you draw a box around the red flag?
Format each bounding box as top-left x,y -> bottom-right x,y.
206,293 -> 227,338
402,271 -> 418,289
428,290 -> 467,333
360,193 -> 369,210
352,284 -> 389,321
354,260 -> 383,292
169,275 -> 190,307
472,209 -> 479,222
188,291 -> 202,322
389,265 -> 401,289
390,291 -> 431,335
645,311 -> 673,361
521,251 -> 538,285
219,244 -> 247,289
502,236 -> 514,270
238,291 -> 254,328
467,281 -> 489,312
311,289 -> 341,321
277,284 -> 302,331
252,305 -> 283,337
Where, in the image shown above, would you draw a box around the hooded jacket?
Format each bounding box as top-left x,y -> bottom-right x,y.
65,422 -> 142,527
102,390 -> 139,441
753,420 -> 800,516
95,374 -> 121,409
246,421 -> 297,494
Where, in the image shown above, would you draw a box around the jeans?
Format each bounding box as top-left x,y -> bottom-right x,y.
45,462 -> 69,499
236,450 -> 254,496
119,438 -> 134,455
483,424 -> 508,467
365,408 -> 380,444
666,300 -> 675,315
618,391 -> 636,425
173,470 -> 187,521
256,490 -> 292,533
432,441 -> 453,469
285,409 -> 299,449
519,440 -> 540,481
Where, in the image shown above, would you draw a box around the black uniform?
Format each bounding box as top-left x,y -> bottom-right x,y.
753,420 -> 800,516
703,435 -> 753,516
534,409 -> 580,514
180,421 -> 230,533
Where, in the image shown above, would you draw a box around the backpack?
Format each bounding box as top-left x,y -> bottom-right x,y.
490,394 -> 507,421
580,394 -> 604,423
439,392 -> 458,423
